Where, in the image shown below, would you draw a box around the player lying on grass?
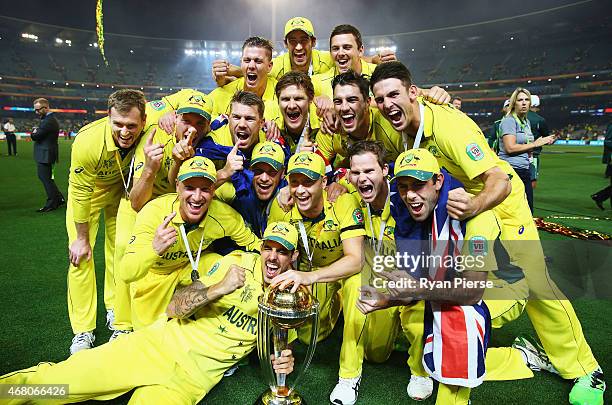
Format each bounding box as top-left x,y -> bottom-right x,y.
0,221 -> 299,404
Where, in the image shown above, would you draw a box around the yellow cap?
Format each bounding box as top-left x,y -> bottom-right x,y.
177,156 -> 217,183
263,221 -> 299,251
287,152 -> 325,180
284,17 -> 315,38
392,148 -> 440,182
250,141 -> 285,171
176,92 -> 212,122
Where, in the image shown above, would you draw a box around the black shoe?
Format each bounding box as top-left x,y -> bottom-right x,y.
591,195 -> 605,210
56,198 -> 66,208
37,206 -> 56,213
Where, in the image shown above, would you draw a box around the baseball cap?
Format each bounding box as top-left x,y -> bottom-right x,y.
503,99 -> 511,109
284,17 -> 315,38
176,92 -> 212,122
263,221 -> 299,251
287,152 -> 325,180
392,148 -> 440,182
530,95 -> 540,107
250,141 -> 285,171
177,156 -> 217,183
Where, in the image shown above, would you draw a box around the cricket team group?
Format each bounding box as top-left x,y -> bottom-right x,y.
1,17 -> 605,405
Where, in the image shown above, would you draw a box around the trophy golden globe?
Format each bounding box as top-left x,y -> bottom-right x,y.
255,284 -> 319,405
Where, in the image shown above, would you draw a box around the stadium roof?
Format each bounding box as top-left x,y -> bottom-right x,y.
0,0 -> 609,43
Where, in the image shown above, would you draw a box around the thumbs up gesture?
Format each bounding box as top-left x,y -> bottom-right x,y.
223,142 -> 245,177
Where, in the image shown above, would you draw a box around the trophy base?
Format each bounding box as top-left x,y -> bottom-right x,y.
255,389 -> 306,405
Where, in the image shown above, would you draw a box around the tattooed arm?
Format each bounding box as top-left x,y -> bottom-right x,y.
167,264 -> 247,319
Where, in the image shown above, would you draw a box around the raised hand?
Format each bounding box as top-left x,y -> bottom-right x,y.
422,86 -> 451,105
143,128 -> 163,174
172,127 -> 197,162
299,123 -> 316,152
158,111 -> 177,135
223,142 -> 245,177
446,187 -> 477,220
152,212 -> 178,255
264,120 -> 281,142
219,264 -> 246,295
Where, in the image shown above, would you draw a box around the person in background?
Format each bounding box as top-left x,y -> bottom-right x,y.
32,98 -> 65,212
527,95 -> 550,190
591,122 -> 612,210
498,88 -> 555,212
451,96 -> 462,110
3,118 -> 17,156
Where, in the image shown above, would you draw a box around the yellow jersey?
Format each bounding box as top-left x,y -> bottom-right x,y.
208,77 -> 280,122
317,106 -> 404,168
145,89 -> 207,127
122,194 -> 261,281
268,191 -> 366,271
69,118 -> 147,222
164,251 -> 263,376
132,124 -> 176,198
311,60 -> 376,99
269,49 -> 335,79
416,99 -> 526,223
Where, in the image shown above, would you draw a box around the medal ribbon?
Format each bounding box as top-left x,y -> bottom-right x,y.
179,224 -> 206,282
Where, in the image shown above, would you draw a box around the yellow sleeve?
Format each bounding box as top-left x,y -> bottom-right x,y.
269,54 -> 288,80
431,104 -> 498,180
145,89 -> 206,129
315,50 -> 334,74
120,199 -> 166,282
267,197 -> 290,224
214,182 -> 237,204
461,210 -> 502,273
316,132 -> 336,164
311,73 -> 332,98
335,193 -> 366,240
68,121 -> 105,223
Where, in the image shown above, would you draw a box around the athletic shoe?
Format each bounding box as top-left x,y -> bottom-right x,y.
407,375 -> 433,401
512,335 -> 558,373
223,364 -> 240,377
106,309 -> 115,331
223,357 -> 249,377
569,367 -> 605,405
70,331 -> 95,355
329,375 -> 361,405
109,329 -> 132,342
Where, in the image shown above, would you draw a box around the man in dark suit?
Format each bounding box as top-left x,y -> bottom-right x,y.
32,98 -> 65,212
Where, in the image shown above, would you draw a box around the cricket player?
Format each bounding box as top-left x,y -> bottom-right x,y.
370,61 -> 605,405
267,152 -> 371,402
274,71 -> 321,154
215,141 -> 286,240
318,140 -> 426,404
110,93 -> 213,338
211,17 -> 394,83
121,156 -> 260,329
208,36 -> 280,124
0,222 -> 299,404
66,89 -> 148,355
318,70 -> 405,169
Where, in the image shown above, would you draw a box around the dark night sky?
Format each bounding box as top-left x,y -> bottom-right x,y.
0,0 -> 609,41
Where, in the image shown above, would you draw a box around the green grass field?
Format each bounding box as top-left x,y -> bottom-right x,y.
0,140 -> 610,404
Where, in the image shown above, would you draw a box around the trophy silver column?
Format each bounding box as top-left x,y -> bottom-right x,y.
255,284 -> 319,405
